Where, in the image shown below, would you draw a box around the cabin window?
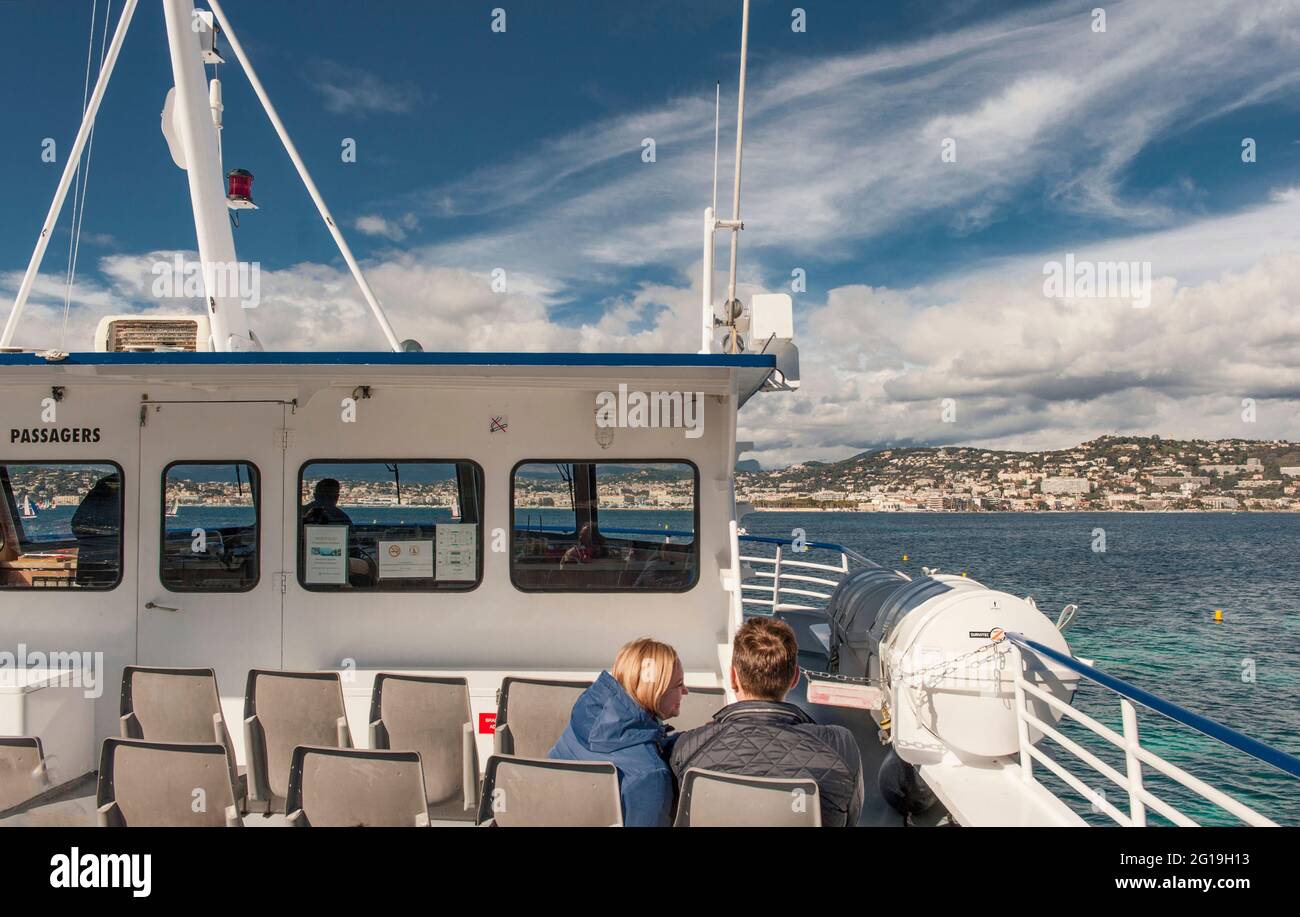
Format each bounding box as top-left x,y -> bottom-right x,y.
511,461 -> 699,592
0,462 -> 123,590
161,462 -> 260,592
297,460 -> 484,592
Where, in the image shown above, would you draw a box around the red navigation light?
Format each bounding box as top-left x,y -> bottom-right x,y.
226,169 -> 255,207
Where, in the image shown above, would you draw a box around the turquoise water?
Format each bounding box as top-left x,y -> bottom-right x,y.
742,511 -> 1300,826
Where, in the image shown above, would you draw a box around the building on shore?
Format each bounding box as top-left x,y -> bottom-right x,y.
1041,477 -> 1090,495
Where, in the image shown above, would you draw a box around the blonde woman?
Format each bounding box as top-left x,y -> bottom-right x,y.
548,637 -> 688,826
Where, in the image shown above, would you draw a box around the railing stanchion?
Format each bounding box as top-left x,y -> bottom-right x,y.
1011,644 -> 1033,782
772,544 -> 782,612
1121,698 -> 1147,827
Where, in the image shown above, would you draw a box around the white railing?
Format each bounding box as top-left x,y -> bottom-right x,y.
737,535 -> 872,613
1006,632 -> 1300,827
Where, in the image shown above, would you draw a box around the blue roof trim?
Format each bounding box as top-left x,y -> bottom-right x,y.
0,351 -> 776,369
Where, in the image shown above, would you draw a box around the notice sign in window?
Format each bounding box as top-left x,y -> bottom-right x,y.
436,524 -> 477,581
304,525 -> 348,585
378,540 -> 434,579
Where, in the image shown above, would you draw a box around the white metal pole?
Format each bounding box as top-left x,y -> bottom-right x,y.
1121,698 -> 1148,827
724,0 -> 750,353
1011,645 -> 1034,781
206,0 -> 403,353
162,0 -> 255,352
1,0 -> 139,349
700,207 -> 715,354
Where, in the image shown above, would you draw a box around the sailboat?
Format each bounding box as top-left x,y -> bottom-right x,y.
20,496 -> 37,519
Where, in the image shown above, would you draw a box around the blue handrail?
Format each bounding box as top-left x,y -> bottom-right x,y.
514,523 -> 694,538
1005,631 -> 1300,780
509,527 -> 874,566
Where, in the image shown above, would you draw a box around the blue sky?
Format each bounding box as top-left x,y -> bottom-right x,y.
3,0 -> 1300,464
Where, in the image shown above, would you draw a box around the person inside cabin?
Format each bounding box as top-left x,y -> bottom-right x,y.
548,637 -> 687,827
302,478 -> 352,527
70,472 -> 122,587
302,478 -> 371,585
670,616 -> 864,827
560,521 -> 607,565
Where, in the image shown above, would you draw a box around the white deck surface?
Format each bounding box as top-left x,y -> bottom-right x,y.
920,758 -> 1087,826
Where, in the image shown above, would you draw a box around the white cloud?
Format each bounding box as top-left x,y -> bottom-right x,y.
735,193 -> 1300,466
400,0 -> 1300,282
307,61 -> 423,116
354,213 -> 419,242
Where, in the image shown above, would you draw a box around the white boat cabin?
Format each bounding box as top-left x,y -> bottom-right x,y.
0,350 -> 777,776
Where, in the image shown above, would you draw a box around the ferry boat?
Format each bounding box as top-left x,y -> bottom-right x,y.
0,0 -> 1297,829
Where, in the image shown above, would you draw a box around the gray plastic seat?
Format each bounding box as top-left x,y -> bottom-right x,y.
666,686 -> 727,731
120,665 -> 242,800
0,736 -> 50,813
243,670 -> 352,814
674,767 -> 821,827
477,755 -> 622,827
494,677 -> 591,757
96,737 -> 242,826
285,746 -> 430,827
369,673 -> 478,820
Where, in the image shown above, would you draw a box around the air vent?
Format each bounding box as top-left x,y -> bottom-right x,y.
94,315 -> 211,353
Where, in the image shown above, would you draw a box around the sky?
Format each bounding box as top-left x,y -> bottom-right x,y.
2,0 -> 1299,466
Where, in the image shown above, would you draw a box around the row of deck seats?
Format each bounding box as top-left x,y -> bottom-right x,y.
0,667 -> 822,827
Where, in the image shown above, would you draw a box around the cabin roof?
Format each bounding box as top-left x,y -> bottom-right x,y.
0,351 -> 775,369
0,351 -> 779,402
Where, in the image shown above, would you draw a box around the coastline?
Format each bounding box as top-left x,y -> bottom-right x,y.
743,507 -> 1294,514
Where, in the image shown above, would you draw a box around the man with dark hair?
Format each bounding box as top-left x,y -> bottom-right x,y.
670,616 -> 864,826
302,478 -> 352,526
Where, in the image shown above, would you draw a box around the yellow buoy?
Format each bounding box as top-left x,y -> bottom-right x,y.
902,554 -> 909,561
1214,609 -> 1224,623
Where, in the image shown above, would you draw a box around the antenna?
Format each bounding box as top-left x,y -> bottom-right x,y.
698,0 -> 750,356
724,0 -> 751,353
712,81 -> 721,215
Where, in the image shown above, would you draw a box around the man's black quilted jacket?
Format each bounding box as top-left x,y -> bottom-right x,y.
669,700 -> 864,826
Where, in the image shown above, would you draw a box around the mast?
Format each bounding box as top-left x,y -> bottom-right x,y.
161,0 -> 257,352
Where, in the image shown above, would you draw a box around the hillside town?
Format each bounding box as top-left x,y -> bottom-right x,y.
737,436 -> 1300,512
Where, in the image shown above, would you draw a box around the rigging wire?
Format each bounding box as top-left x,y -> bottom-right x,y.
61,0 -> 112,351
60,0 -> 98,350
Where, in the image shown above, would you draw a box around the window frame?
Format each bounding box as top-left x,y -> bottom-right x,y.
295,458 -> 485,594
159,459 -> 262,595
509,458 -> 701,594
0,459 -> 126,592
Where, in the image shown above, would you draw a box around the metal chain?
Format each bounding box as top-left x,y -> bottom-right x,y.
897,640 -> 1007,682
803,639 -> 1008,687
802,667 -> 877,686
